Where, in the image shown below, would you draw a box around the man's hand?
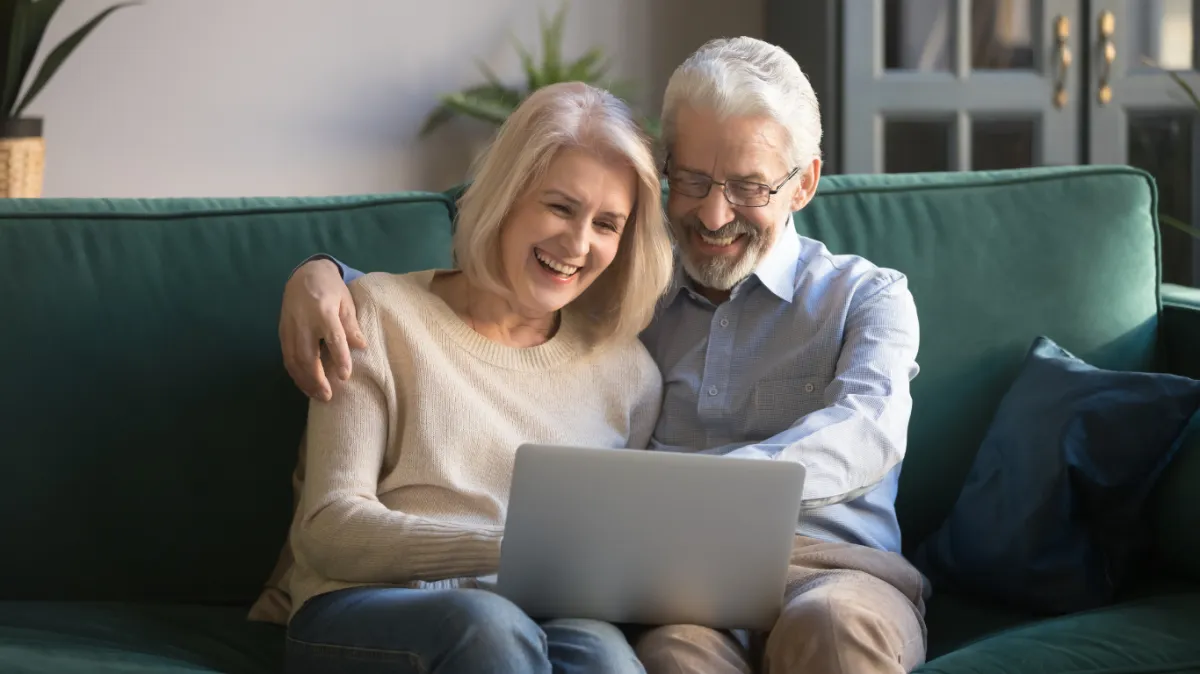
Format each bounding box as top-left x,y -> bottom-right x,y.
279,259 -> 367,401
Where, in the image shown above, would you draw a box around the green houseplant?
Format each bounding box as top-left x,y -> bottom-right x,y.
0,0 -> 138,197
419,2 -> 659,141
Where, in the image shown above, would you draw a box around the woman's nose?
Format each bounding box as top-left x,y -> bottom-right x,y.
561,221 -> 589,257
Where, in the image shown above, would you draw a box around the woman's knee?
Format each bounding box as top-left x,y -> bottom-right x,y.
286,587 -> 549,674
542,619 -> 642,674
432,590 -> 548,652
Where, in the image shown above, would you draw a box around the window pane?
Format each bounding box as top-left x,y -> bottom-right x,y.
1128,113 -> 1196,286
971,0 -> 1035,69
885,0 -> 955,71
1132,0 -> 1193,70
885,120 -> 952,173
972,119 -> 1036,170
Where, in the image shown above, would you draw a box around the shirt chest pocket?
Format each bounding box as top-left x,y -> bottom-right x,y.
746,374 -> 827,437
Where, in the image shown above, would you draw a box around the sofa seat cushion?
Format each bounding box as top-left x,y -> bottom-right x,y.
923,591 -> 1035,660
919,590 -> 1200,673
0,602 -> 283,673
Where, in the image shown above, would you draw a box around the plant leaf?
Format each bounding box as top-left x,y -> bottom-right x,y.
1161,213 -> 1200,239
1143,56 -> 1200,113
419,83 -> 523,136
418,105 -> 456,137
538,0 -> 567,84
1165,70 -> 1200,112
604,78 -> 640,103
463,82 -> 524,109
439,91 -> 516,126
12,0 -> 62,114
13,1 -> 138,117
512,36 -> 542,91
565,47 -> 607,82
2,0 -> 28,116
471,60 -> 522,106
474,58 -> 505,88
641,116 -> 662,139
414,0 -> 663,144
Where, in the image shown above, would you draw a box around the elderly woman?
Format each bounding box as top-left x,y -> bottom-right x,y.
277,81 -> 674,674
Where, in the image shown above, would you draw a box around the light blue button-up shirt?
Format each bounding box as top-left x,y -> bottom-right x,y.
639,219 -> 920,553
326,216 -> 919,553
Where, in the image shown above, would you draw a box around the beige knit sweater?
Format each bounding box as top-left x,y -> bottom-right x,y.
281,270 -> 663,621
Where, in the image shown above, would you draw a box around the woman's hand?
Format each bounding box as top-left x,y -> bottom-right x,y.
279,259 -> 366,401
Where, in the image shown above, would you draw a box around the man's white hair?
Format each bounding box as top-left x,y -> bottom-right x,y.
661,36 -> 822,167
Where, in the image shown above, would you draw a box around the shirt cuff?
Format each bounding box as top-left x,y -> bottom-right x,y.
291,254 -> 345,280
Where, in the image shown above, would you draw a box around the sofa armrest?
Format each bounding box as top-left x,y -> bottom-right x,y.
1151,284 -> 1200,582
1162,283 -> 1200,379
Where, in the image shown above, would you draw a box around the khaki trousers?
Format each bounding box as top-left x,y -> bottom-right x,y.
634,536 -> 930,674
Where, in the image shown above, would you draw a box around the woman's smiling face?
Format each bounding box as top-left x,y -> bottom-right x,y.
498,146 -> 637,318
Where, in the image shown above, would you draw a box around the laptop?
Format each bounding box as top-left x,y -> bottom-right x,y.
495,443 -> 806,631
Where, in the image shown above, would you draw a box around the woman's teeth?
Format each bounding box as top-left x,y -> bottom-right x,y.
700,233 -> 737,246
535,249 -> 580,277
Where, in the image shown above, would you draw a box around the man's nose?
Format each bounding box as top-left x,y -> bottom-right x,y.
697,185 -> 735,231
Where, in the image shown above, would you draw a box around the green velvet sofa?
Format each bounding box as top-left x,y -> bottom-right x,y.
1,165 -> 1197,673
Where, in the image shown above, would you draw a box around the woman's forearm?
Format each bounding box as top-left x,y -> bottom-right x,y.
294,501 -> 503,584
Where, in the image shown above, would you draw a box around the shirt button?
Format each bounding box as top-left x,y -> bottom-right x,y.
805,383 -> 815,393
708,386 -> 719,396
719,318 -> 729,327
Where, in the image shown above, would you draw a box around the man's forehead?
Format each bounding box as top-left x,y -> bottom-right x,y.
672,140 -> 789,180
671,108 -> 791,178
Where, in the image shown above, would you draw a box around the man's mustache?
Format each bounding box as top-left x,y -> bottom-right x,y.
679,214 -> 761,241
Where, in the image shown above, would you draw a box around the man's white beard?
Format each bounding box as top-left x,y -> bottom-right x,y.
676,220 -> 779,292
680,245 -> 762,291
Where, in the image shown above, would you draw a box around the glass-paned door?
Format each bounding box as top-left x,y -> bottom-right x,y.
844,0 -> 1084,173
1089,0 -> 1199,286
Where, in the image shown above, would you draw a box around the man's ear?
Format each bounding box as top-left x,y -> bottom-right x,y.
789,158 -> 823,211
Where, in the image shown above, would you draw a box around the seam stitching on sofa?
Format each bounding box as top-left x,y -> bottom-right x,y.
812,166 -> 1152,198
0,194 -> 456,223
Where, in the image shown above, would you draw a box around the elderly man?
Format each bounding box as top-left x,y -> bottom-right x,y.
279,36 -> 928,674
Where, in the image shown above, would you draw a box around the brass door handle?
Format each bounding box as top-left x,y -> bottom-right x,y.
1097,10 -> 1115,105
1053,15 -> 1071,108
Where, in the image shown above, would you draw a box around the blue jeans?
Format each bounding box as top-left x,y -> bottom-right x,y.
285,586 -> 644,674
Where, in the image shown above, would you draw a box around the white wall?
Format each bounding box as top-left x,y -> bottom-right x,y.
27,0 -> 762,198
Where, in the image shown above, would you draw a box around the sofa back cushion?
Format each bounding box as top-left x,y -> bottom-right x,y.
795,166 -> 1162,550
0,193 -> 456,602
0,166 -> 1163,602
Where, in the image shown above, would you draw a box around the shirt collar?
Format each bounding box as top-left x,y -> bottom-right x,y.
751,214 -> 800,303
666,213 -> 800,305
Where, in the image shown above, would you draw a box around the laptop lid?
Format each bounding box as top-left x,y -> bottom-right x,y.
496,444 -> 805,631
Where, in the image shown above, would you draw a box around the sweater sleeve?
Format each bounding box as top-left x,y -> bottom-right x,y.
293,277 -> 503,585
627,345 -> 664,450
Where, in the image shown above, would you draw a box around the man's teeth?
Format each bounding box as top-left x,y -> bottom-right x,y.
535,249 -> 580,276
700,233 -> 736,246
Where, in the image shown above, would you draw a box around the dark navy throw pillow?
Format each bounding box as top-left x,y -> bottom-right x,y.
913,335 -> 1200,616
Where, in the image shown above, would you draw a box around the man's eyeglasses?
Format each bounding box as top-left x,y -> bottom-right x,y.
663,156 -> 800,208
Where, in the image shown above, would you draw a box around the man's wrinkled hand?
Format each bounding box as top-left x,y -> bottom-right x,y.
279,259 -> 367,401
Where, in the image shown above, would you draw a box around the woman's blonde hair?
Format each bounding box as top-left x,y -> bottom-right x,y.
454,81 -> 674,345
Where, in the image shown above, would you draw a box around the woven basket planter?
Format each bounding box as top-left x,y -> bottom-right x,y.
0,118 -> 44,198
